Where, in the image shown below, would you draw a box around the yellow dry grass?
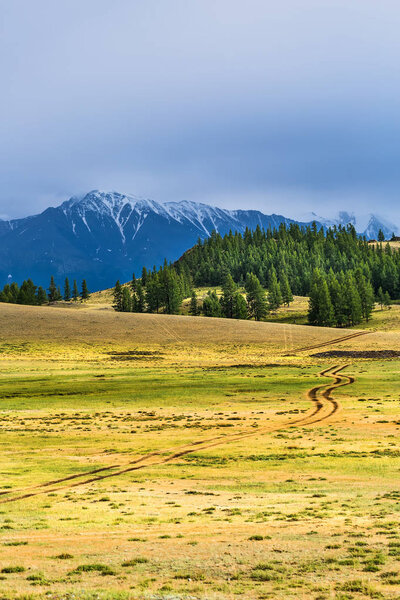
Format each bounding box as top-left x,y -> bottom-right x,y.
0,303 -> 399,599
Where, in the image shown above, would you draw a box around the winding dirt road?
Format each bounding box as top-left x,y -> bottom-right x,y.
0,364 -> 354,504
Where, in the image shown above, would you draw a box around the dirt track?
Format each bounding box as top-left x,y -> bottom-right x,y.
291,330 -> 371,353
0,364 -> 354,504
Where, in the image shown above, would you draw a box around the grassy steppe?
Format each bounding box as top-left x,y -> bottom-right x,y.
0,304 -> 399,599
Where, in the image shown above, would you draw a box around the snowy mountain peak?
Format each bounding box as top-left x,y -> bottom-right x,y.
60,191 -> 399,243
1,189 -> 399,290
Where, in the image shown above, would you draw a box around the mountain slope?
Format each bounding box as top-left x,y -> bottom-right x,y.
0,190 -> 397,290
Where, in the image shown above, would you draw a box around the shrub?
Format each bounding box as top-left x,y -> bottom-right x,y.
1,566 -> 25,573
70,563 -> 116,576
121,557 -> 148,567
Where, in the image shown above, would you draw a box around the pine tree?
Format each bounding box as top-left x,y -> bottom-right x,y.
245,273 -> 268,321
221,273 -> 237,318
145,275 -> 162,313
202,290 -> 222,317
113,280 -> 123,311
48,276 -> 57,302
378,229 -> 385,242
18,279 -> 37,305
377,286 -> 385,309
36,286 -> 48,305
0,284 -> 12,303
384,290 -> 391,308
343,274 -> 362,326
268,270 -> 282,311
55,286 -> 62,301
355,269 -> 375,321
134,281 -> 146,313
308,270 -> 334,326
159,270 -> 181,314
328,274 -> 346,327
131,272 -> 137,293
9,282 -> 19,303
121,286 -> 132,312
81,279 -> 90,300
189,290 -> 200,316
72,280 -> 79,302
232,293 -> 248,319
64,278 -> 71,301
141,266 -> 148,287
280,273 -> 293,306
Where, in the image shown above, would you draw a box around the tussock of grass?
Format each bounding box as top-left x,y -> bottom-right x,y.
121,557 -> 148,567
70,564 -> 116,576
1,566 -> 25,573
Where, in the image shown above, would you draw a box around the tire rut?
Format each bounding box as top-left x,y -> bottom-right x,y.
290,330 -> 371,354
0,364 -> 354,504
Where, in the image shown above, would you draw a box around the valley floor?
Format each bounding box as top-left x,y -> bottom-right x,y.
0,305 -> 399,599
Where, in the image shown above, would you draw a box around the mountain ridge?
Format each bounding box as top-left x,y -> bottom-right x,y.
0,190 -> 397,290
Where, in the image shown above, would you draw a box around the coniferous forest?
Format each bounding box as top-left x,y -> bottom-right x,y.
1,224 -> 398,328
0,277 -> 90,305
113,223 -> 400,327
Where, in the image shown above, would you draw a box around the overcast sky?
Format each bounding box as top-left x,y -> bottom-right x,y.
1,0 -> 400,221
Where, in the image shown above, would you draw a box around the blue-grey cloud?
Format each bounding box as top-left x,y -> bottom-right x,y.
1,0 -> 400,221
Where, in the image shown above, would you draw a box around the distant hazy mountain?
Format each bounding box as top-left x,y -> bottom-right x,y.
0,190 -> 397,290
300,210 -> 399,240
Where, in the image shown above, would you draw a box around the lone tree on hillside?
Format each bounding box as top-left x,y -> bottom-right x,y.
378,229 -> 385,242
81,279 -> 90,301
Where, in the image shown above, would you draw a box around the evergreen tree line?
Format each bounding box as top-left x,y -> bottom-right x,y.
0,276 -> 90,306
114,264 -> 291,321
113,262 -> 192,314
196,270 -> 292,320
175,223 -> 400,300
112,223 -> 400,326
308,268 -> 381,327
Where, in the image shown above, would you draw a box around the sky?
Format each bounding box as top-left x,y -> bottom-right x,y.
1,0 -> 400,222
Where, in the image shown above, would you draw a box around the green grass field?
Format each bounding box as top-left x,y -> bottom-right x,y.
0,304 -> 399,599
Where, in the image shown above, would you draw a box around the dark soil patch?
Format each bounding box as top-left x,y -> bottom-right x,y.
203,364 -> 284,370
107,350 -> 163,361
312,350 -> 400,359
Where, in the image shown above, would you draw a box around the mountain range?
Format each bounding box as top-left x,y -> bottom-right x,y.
0,190 -> 398,291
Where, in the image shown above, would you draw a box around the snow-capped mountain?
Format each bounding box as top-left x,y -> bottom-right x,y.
301,210 -> 398,240
0,190 -> 397,290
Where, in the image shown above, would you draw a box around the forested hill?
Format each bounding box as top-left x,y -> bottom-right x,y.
177,223 -> 400,298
